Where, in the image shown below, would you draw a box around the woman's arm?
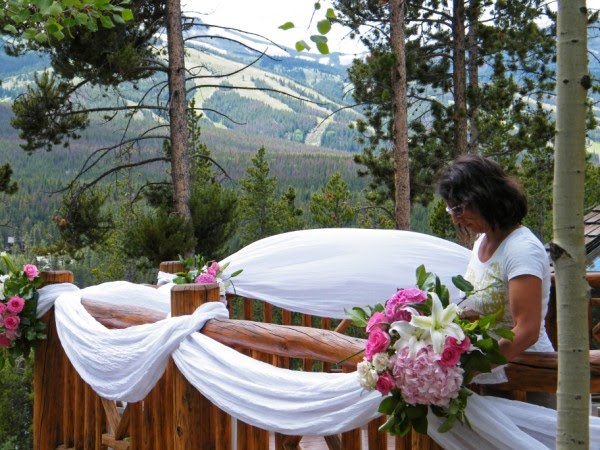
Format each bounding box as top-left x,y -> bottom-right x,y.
498,274 -> 543,361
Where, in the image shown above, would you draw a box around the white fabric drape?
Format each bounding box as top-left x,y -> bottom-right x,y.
35,229 -> 600,447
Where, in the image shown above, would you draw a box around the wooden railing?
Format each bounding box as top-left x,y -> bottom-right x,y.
32,267 -> 600,450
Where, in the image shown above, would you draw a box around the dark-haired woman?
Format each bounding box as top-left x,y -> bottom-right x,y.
436,155 -> 554,385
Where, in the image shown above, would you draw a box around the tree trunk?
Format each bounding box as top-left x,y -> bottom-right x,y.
466,0 -> 479,155
554,1 -> 590,448
390,0 -> 410,230
452,0 -> 467,157
166,0 -> 192,221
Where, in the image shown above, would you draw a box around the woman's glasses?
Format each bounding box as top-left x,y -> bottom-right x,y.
445,204 -> 465,217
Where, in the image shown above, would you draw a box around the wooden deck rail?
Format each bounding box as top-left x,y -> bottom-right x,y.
33,268 -> 600,450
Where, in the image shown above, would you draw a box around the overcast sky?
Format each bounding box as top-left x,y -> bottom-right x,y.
184,0 -> 366,55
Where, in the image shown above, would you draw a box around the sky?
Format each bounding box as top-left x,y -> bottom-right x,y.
184,0 -> 367,55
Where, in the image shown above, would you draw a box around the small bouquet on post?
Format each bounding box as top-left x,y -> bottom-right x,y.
347,265 -> 512,436
0,252 -> 45,366
172,255 -> 242,297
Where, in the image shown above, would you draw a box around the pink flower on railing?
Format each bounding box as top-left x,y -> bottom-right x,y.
23,264 -> 39,281
391,346 -> 463,407
207,262 -> 220,276
0,334 -> 11,347
0,303 -> 6,315
194,273 -> 216,284
3,315 -> 20,331
365,327 -> 391,361
7,296 -> 25,314
385,288 -> 427,322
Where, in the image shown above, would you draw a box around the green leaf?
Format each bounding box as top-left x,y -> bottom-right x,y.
34,32 -> 48,43
452,275 -> 474,293
87,17 -> 98,31
344,307 -> 368,327
310,34 -> 328,44
493,327 -> 514,340
326,7 -> 336,19
46,2 -> 63,17
317,19 -> 331,35
406,404 -> 428,419
229,269 -> 243,278
295,40 -> 310,52
3,24 -> 18,34
121,8 -> 133,21
279,21 -> 294,30
378,396 -> 398,415
378,414 -> 397,433
51,29 -> 65,40
112,13 -> 125,24
100,15 -> 114,28
316,41 -> 329,54
314,2 -> 321,10
416,265 -> 427,287
412,415 -> 428,435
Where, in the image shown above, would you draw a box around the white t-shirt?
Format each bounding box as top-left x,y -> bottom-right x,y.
462,226 -> 555,383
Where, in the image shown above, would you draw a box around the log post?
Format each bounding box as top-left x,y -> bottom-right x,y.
34,270 -> 74,450
171,282 -> 225,449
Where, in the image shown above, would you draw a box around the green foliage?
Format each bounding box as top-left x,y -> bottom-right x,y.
309,172 -> 357,227
189,182 -> 238,261
429,198 -> 457,242
0,0 -> 133,44
124,208 -> 195,267
275,186 -> 306,233
0,163 -> 17,195
10,71 -> 89,152
0,357 -> 33,449
52,187 -> 113,254
238,147 -> 280,246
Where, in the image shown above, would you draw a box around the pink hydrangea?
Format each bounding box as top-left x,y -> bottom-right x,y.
390,345 -> 463,407
376,371 -> 395,396
0,334 -> 11,347
366,312 -> 388,332
7,296 -> 25,314
0,303 -> 6,315
385,288 -> 427,321
194,273 -> 216,284
365,328 -> 391,361
23,264 -> 39,281
3,315 -> 20,331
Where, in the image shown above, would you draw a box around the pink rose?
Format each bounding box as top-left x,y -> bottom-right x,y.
7,296 -> 25,314
207,267 -> 217,276
385,288 -> 427,321
366,312 -> 388,332
210,262 -> 220,272
0,303 -> 6,315
194,273 -> 216,284
375,371 -> 395,396
3,315 -> 20,331
23,264 -> 39,281
446,336 -> 471,353
440,345 -> 462,367
4,329 -> 18,340
365,328 -> 391,361
0,334 -> 11,347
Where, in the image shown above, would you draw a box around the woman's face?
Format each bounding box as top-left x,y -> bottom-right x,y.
446,203 -> 490,234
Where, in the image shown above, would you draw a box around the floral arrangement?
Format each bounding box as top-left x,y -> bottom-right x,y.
0,252 -> 45,366
172,255 -> 242,296
347,265 -> 512,436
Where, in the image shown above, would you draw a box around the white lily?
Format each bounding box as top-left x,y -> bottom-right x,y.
410,292 -> 465,354
389,318 -> 431,357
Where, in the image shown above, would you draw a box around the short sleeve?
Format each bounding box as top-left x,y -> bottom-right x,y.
503,232 -> 549,281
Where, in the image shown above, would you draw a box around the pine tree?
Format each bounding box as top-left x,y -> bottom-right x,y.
238,147 -> 280,246
275,186 -> 305,233
309,172 -> 357,228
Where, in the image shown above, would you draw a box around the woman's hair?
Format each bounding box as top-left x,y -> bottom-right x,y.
436,155 -> 527,231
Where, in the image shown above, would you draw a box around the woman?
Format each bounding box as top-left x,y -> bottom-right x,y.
436,155 -> 554,380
